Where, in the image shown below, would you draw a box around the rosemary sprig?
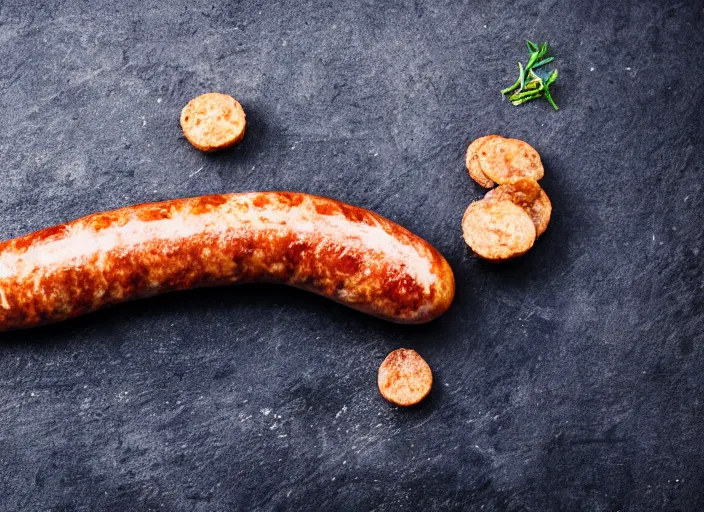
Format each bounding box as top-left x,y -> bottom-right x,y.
533,56 -> 554,69
518,62 -> 526,91
500,65 -> 522,95
501,40 -> 559,110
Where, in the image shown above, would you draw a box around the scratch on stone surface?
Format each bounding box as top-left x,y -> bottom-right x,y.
411,415 -> 435,430
567,437 -> 628,446
558,252 -> 588,278
189,166 -> 204,178
40,67 -> 109,103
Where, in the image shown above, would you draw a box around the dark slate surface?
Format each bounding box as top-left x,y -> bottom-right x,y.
0,0 -> 702,510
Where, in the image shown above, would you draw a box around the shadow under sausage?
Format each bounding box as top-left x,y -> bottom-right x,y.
0,282 -> 457,350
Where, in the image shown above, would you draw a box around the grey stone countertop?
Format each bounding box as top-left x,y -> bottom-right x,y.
0,1 -> 702,510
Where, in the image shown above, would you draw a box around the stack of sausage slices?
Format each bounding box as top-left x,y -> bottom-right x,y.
462,135 -> 552,261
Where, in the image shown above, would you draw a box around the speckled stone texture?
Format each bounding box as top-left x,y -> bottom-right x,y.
0,1 -> 702,510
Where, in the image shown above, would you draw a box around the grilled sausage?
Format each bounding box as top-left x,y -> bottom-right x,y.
0,192 -> 455,331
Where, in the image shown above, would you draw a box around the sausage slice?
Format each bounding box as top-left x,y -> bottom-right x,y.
484,177 -> 552,237
180,92 -> 246,152
465,135 -> 499,188
477,137 -> 544,184
378,348 -> 433,406
462,199 -> 536,260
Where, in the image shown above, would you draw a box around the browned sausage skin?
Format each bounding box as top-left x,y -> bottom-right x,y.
0,192 -> 455,331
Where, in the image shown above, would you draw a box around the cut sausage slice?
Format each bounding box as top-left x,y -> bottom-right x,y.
465,135 -> 499,188
378,348 -> 433,406
180,92 -> 246,152
484,178 -> 552,237
462,199 -> 536,261
484,176 -> 541,204
477,137 -> 544,184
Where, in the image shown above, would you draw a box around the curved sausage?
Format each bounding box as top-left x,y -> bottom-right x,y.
0,192 -> 455,331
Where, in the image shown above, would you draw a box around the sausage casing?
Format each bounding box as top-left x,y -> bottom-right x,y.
0,192 -> 455,331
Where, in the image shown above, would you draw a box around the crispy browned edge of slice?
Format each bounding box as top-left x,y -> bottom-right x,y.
180,92 -> 247,152
477,137 -> 544,185
529,189 -> 552,237
377,348 -> 433,406
461,199 -> 536,261
466,135 -> 501,188
484,178 -> 552,237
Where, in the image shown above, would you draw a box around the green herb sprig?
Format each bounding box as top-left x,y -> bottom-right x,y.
501,40 -> 559,110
